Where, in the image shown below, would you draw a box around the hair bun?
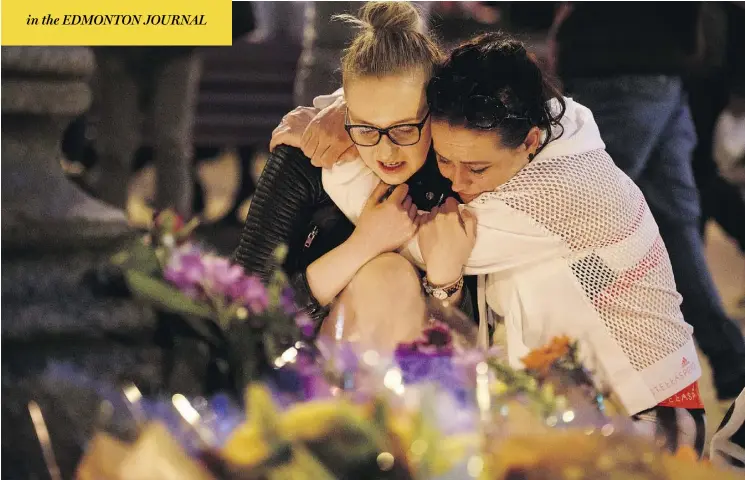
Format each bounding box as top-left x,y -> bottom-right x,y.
359,1 -> 423,33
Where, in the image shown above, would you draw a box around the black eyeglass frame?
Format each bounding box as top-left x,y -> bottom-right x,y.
344,110 -> 431,147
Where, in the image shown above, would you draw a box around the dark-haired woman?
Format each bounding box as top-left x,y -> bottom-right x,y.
282,32 -> 706,453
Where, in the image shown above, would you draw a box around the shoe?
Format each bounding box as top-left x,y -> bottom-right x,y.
714,363 -> 745,401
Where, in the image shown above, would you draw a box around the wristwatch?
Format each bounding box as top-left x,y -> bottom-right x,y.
422,275 -> 464,300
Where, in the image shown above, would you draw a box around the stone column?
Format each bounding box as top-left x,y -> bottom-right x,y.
1,47 -> 165,479
1,46 -> 130,250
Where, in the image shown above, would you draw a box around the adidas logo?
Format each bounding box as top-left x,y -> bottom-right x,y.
681,357 -> 690,367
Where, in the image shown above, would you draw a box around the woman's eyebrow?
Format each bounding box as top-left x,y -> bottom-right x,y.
348,112 -> 423,127
435,152 -> 490,166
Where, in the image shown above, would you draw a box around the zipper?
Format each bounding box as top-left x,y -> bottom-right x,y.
304,225 -> 319,249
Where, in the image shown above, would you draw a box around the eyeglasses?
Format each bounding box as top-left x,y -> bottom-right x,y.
344,111 -> 431,147
427,76 -> 529,129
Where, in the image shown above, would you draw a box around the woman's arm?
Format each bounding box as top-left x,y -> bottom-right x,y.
235,146 -> 417,325
234,145 -> 342,324
306,182 -> 419,305
234,145 -> 323,280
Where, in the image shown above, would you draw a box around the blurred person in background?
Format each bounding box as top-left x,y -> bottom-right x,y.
248,1 -> 306,45
552,2 -> 745,400
293,2 -> 359,106
708,3 -> 745,311
688,3 -> 745,257
85,46 -> 201,218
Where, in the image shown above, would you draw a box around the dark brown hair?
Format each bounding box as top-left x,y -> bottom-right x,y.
428,32 -> 566,152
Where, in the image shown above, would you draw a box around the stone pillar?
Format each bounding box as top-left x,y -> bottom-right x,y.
1,47 -> 165,478
1,46 -> 130,250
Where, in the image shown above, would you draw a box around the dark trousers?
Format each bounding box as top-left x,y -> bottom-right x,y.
91,48 -> 201,217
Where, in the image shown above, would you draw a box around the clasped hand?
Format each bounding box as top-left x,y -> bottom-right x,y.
352,182 -> 419,258
417,197 -> 477,286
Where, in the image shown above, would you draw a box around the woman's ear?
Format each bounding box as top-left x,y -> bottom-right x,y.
522,126 -> 542,152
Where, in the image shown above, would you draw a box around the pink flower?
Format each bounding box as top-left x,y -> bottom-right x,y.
294,313 -> 315,338
202,255 -> 245,297
164,245 -> 207,298
280,287 -> 298,315
228,275 -> 269,314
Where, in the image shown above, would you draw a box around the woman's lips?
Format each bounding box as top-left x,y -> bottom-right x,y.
378,161 -> 405,173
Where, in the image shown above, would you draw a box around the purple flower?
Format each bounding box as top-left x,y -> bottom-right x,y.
229,275 -> 269,314
164,245 -> 207,298
280,287 -> 298,315
294,313 -> 315,338
423,323 -> 453,347
201,255 -> 245,298
394,322 -> 455,360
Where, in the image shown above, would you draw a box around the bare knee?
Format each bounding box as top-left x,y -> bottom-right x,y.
323,253 -> 425,352
349,252 -> 421,297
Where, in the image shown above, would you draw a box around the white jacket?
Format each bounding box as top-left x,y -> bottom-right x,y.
317,92 -> 701,415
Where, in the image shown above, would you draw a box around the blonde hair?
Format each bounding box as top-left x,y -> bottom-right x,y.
335,2 -> 443,82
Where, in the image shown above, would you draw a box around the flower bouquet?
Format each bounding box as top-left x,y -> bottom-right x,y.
110,210 -> 307,395
69,328 -> 741,480
66,211 -> 740,479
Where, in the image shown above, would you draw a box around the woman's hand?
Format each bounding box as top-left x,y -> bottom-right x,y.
270,106 -> 319,152
300,96 -> 358,168
351,182 -> 419,258
417,197 -> 477,285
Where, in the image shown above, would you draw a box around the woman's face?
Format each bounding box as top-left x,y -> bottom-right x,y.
430,120 -> 540,203
344,71 -> 431,185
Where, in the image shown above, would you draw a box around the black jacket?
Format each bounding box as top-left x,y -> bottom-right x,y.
234,145 -> 476,328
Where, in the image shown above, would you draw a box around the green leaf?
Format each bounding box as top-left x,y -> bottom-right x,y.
124,270 -> 213,319
113,239 -> 161,275
175,217 -> 200,241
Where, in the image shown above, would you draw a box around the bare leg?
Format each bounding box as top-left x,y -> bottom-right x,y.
320,253 -> 426,354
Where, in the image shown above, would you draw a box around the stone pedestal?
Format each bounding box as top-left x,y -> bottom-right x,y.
1,46 -> 130,250
1,47 -> 173,479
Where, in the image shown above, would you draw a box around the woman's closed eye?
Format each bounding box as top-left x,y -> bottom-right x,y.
437,156 -> 489,175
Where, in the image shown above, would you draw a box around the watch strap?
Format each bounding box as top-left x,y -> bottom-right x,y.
423,275 -> 464,299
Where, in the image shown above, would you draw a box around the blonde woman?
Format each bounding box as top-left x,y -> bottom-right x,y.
234,2 -> 471,352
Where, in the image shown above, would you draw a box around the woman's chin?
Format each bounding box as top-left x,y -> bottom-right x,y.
374,167 -> 412,185
458,193 -> 480,203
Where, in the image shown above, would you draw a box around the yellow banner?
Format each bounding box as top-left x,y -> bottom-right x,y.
1,0 -> 232,46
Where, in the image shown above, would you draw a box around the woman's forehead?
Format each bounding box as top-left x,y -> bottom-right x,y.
344,73 -> 428,127
431,121 -> 500,158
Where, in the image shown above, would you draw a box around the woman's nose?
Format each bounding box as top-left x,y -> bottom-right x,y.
451,168 -> 469,191
375,135 -> 395,158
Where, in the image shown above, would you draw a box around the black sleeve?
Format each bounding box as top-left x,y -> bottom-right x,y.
233,145 -> 332,323
233,145 -> 324,278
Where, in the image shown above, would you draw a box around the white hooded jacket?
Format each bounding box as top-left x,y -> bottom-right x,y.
317,92 -> 701,415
